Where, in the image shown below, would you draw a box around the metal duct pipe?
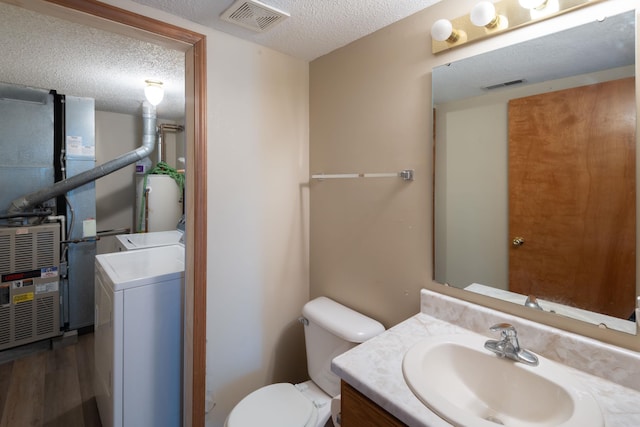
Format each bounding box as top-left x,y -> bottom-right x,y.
7,101 -> 157,216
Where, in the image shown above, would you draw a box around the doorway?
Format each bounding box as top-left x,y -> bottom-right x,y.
13,1 -> 208,424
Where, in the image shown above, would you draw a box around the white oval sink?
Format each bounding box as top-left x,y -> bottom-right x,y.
402,334 -> 604,427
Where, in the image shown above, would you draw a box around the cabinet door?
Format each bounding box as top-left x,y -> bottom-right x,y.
340,381 -> 407,427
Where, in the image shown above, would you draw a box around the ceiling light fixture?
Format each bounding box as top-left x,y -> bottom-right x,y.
144,80 -> 164,106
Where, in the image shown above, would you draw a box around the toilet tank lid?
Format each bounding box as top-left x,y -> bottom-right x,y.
302,297 -> 385,343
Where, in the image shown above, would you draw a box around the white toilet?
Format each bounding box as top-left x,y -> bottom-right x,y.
225,296 -> 385,427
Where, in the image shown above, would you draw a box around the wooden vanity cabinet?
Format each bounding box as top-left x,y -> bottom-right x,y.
340,380 -> 407,426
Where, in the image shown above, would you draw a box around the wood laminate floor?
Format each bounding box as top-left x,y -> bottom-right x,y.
0,333 -> 101,427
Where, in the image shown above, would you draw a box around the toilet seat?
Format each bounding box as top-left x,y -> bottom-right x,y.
226,383 -> 318,427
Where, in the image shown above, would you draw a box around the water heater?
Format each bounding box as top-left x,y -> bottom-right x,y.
135,174 -> 183,232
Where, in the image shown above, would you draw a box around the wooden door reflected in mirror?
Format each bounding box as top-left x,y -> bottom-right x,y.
508,78 -> 636,319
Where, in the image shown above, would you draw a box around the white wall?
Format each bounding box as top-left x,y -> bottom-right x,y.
437,102 -> 508,289
204,32 -> 309,426
98,2 -> 310,426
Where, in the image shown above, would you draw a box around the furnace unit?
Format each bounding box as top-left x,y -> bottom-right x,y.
0,224 -> 61,350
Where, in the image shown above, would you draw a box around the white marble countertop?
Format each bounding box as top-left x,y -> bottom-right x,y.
332,312 -> 640,427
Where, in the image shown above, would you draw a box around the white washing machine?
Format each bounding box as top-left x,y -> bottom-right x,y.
114,229 -> 183,251
94,244 -> 184,427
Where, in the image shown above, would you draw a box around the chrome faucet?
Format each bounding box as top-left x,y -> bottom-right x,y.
524,295 -> 556,314
484,323 -> 539,366
524,295 -> 543,310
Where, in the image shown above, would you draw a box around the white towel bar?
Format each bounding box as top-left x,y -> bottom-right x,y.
311,169 -> 414,181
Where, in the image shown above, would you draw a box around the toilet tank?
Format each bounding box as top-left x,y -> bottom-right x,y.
302,297 -> 385,397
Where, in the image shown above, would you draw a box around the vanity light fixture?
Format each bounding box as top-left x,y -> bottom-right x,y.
431,0 -> 602,54
144,79 -> 164,106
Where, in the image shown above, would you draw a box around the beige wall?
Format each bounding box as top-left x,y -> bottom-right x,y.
309,0 -> 637,328
309,13 -> 432,327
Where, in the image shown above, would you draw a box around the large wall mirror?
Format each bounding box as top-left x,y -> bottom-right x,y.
433,10 -> 637,337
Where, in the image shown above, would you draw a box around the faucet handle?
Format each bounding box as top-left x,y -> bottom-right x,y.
489,323 -> 517,338
486,323 -> 538,366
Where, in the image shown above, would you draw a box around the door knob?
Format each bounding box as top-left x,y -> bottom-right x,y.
512,237 -> 525,247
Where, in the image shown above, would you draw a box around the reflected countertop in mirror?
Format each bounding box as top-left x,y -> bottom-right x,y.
465,283 -> 636,334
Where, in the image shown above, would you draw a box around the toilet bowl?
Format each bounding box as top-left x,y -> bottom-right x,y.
225,297 -> 385,427
225,381 -> 331,427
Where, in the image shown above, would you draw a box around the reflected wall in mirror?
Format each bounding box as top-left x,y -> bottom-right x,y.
433,11 -> 637,335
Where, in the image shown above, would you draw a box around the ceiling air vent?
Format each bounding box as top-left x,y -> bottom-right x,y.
483,79 -> 527,91
220,0 -> 289,33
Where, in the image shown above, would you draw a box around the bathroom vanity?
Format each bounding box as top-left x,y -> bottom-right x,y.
332,289 -> 640,427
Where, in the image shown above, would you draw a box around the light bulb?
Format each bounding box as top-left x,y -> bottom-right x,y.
144,80 -> 164,106
529,0 -> 559,18
518,0 -> 548,9
471,2 -> 498,27
431,19 -> 459,43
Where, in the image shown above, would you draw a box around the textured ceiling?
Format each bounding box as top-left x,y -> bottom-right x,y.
0,0 -> 443,120
130,0 -> 444,61
0,2 -> 185,120
0,1 -> 634,121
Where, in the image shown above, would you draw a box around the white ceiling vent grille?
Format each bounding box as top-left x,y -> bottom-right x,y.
221,0 -> 289,33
